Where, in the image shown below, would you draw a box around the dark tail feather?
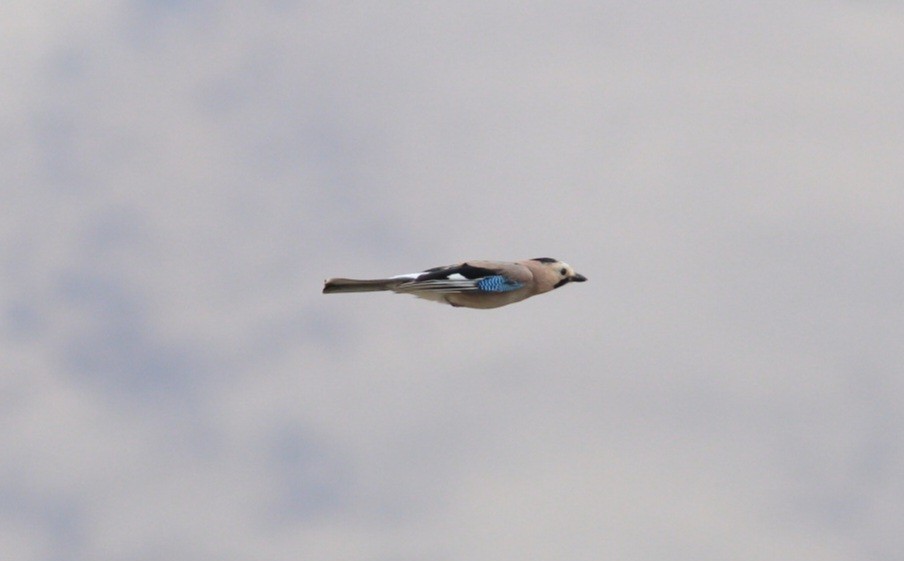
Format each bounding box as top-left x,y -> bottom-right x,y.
322,278 -> 405,294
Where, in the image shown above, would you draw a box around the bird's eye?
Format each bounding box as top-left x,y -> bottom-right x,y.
559,268 -> 567,275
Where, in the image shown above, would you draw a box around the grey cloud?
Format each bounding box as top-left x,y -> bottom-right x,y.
3,2 -> 903,560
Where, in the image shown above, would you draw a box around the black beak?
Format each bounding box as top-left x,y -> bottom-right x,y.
571,273 -> 587,282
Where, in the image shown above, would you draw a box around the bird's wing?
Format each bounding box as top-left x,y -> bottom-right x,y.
392,261 -> 530,294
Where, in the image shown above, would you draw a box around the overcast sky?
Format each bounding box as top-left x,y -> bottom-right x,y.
3,2 -> 904,560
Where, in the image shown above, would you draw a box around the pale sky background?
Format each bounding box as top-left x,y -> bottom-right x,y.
3,2 -> 904,560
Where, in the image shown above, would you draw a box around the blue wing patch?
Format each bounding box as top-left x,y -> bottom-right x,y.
476,275 -> 524,293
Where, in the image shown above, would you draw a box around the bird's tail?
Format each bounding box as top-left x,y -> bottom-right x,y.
322,278 -> 406,294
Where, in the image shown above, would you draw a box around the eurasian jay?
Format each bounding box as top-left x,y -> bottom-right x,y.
323,257 -> 587,309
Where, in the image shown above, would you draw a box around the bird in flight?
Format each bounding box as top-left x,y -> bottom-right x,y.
323,257 -> 586,309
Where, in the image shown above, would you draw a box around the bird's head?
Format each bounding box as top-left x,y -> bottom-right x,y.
530,257 -> 588,289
